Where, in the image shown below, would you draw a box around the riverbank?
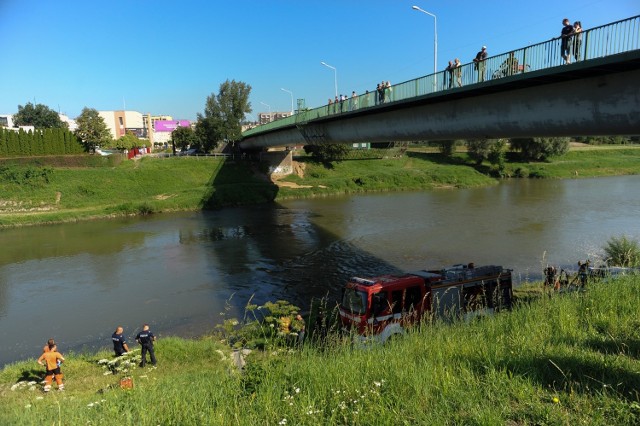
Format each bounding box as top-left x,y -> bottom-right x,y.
1,146 -> 639,227
1,276 -> 638,425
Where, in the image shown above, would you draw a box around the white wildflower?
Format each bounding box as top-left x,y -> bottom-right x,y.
374,381 -> 382,387
25,404 -> 31,408
103,372 -> 112,376
29,386 -> 36,391
278,419 -> 287,425
294,387 -> 300,394
10,383 -> 19,391
28,381 -> 36,385
87,403 -> 95,407
97,359 -> 109,365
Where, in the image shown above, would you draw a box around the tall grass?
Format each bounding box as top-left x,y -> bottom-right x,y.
2,275 -> 639,425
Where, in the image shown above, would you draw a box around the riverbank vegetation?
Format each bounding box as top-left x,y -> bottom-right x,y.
1,145 -> 639,227
1,274 -> 638,425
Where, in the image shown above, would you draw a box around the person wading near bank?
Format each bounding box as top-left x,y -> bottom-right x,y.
37,342 -> 65,392
112,326 -> 130,357
136,324 -> 157,367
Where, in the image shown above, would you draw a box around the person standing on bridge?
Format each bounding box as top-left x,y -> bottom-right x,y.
560,18 -> 575,64
473,46 -> 488,82
445,61 -> 454,89
454,58 -> 463,87
573,21 -> 583,62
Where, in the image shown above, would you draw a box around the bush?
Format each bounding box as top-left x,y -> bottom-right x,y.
603,235 -> 640,267
0,165 -> 53,186
510,137 -> 570,161
304,144 -> 350,163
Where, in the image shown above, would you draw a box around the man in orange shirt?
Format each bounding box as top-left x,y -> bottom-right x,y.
37,343 -> 65,392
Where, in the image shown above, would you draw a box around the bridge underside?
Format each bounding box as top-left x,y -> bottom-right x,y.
240,52 -> 640,150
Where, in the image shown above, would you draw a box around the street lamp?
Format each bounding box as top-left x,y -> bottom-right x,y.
260,101 -> 271,122
281,88 -> 294,115
412,5 -> 438,91
320,61 -> 338,98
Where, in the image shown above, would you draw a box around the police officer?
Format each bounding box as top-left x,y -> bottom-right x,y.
136,324 -> 157,367
111,326 -> 129,356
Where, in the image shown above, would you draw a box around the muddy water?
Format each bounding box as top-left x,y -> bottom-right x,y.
1,175 -> 638,366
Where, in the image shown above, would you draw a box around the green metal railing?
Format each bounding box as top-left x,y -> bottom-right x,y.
243,15 -> 640,138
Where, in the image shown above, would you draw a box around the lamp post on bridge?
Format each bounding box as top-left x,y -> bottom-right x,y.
280,88 -> 294,115
260,102 -> 271,123
320,61 -> 338,99
412,5 -> 438,91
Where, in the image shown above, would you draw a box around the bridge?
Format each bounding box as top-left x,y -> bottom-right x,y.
240,15 -> 640,150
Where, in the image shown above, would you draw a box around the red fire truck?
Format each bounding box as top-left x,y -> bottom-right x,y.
339,263 -> 513,343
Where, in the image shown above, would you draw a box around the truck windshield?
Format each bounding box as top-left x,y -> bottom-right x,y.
341,288 -> 368,314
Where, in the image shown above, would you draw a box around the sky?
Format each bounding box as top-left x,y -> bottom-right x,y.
0,0 -> 637,122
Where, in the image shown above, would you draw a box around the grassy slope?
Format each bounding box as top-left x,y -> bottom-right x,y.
1,147 -> 639,227
1,276 -> 638,425
0,156 -> 276,227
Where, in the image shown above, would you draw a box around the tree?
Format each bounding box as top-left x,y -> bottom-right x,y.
74,107 -> 112,152
13,102 -> 67,129
113,132 -> 141,150
435,140 -> 461,156
466,139 -> 494,165
196,79 -> 252,151
304,144 -> 350,163
171,126 -> 198,153
488,139 -> 506,169
510,137 -> 570,161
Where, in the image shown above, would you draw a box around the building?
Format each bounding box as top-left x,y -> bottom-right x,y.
258,111 -> 292,125
0,113 -> 73,132
98,110 -> 152,141
0,114 -> 14,128
59,114 -> 77,132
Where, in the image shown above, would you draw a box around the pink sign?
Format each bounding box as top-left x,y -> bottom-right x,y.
154,120 -> 190,132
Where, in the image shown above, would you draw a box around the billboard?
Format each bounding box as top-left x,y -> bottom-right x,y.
154,120 -> 190,132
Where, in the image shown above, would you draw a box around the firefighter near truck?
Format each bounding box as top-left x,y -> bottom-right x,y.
339,263 -> 513,343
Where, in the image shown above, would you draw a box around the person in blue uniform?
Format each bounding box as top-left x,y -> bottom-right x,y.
112,326 -> 130,356
136,324 -> 157,367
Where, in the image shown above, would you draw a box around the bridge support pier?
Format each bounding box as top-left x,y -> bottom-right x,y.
260,150 -> 293,177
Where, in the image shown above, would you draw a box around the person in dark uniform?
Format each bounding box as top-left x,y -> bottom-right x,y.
136,324 -> 157,367
112,326 -> 129,356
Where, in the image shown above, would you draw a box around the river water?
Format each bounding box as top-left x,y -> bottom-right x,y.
1,175 -> 639,366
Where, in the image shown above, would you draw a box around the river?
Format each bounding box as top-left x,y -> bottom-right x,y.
1,175 -> 638,366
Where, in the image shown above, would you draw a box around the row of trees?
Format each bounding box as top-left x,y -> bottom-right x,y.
0,128 -> 84,157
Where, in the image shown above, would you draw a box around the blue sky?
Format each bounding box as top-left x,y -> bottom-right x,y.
0,0 -> 637,121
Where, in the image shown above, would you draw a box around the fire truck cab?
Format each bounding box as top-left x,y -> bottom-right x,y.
339,264 -> 513,343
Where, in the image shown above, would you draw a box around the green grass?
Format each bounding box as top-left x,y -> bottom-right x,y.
276,151 -> 497,199
1,146 -> 639,227
0,156 -> 277,227
2,276 -> 639,425
502,148 -> 640,179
